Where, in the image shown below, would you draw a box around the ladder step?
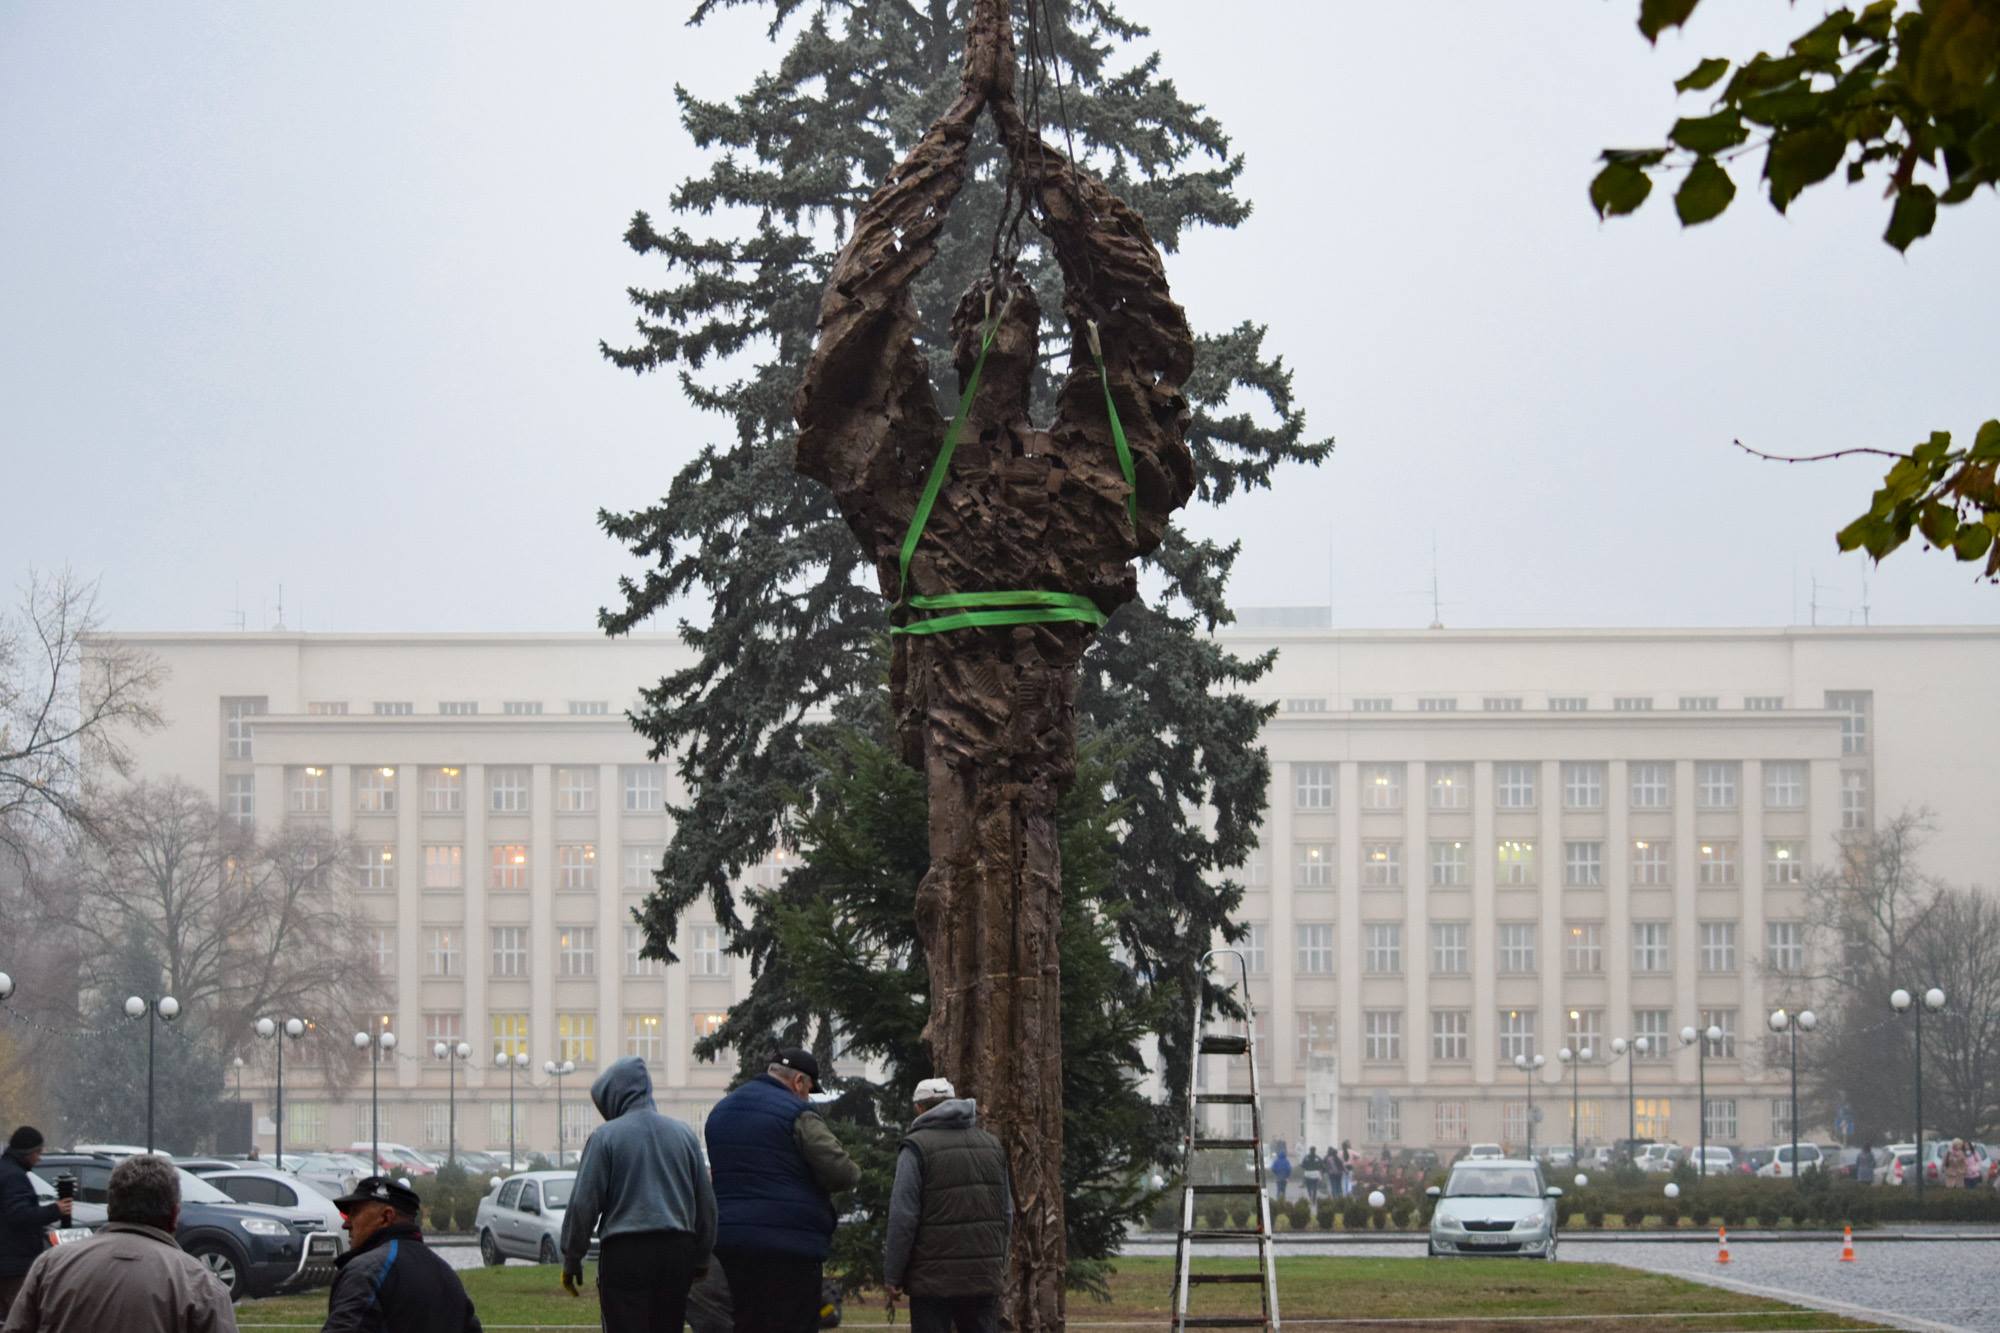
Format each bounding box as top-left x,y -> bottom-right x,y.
1179,1318 -> 1272,1328
1187,1183 -> 1263,1195
1188,1137 -> 1257,1150
1187,1272 -> 1264,1285
1182,1227 -> 1268,1239
1194,1093 -> 1256,1104
1198,1034 -> 1249,1054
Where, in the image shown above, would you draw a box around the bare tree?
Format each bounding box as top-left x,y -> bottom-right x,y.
1906,889 -> 2000,1139
0,569 -> 163,865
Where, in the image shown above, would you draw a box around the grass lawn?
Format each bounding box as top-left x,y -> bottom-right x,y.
233,1255 -> 1891,1330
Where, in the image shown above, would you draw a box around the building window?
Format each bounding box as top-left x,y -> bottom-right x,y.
355,766 -> 398,814
1696,761 -> 1740,810
1351,697 -> 1392,712
1416,697 -> 1458,712
502,700 -> 543,716
1431,1010 -> 1470,1062
1549,696 -> 1588,711
1495,839 -> 1537,886
306,700 -> 347,716
222,774 -> 256,829
555,767 -> 598,813
1427,763 -> 1471,810
1841,770 -> 1868,831
1364,923 -> 1402,975
1631,839 -> 1672,886
1361,842 -> 1403,888
558,927 -> 597,977
623,925 -> 664,976
1294,842 -> 1335,888
1282,696 -> 1328,713
557,844 -> 598,892
423,766 -> 464,813
1566,1009 -> 1604,1057
1766,921 -> 1804,973
423,844 -> 463,890
623,766 -> 667,813
1365,1097 -> 1401,1143
1499,1010 -> 1536,1062
1564,841 -> 1603,887
1613,696 -> 1654,712
1293,763 -> 1335,810
1295,924 -> 1335,975
624,1014 -> 664,1062
569,700 -> 610,715
1629,762 -> 1672,809
1358,763 -> 1404,810
1701,1098 -> 1737,1141
1745,695 -> 1785,710
489,843 -> 529,891
1431,923 -> 1469,975
1502,1102 -> 1531,1147
1697,841 -> 1738,886
1826,691 -> 1869,754
287,766 -> 330,814
1364,1011 -> 1403,1062
1429,840 -> 1469,887
489,767 -> 530,814
1497,923 -> 1537,974
426,930 -> 460,976
287,1101 -> 326,1146
622,845 -> 661,892
557,1012 -> 596,1065
426,1016 -> 466,1054
1237,924 -> 1266,975
1482,696 -> 1523,712
1763,761 -> 1807,809
1703,1009 -> 1738,1058
1680,695 -> 1719,711
693,1011 -> 727,1041
691,924 -> 730,978
1632,922 -> 1671,973
1633,1010 -> 1671,1060
367,927 -> 396,976
1765,839 -> 1805,885
438,700 -> 478,715
1242,846 -> 1271,888
1699,921 -> 1738,973
1770,1098 -> 1796,1139
356,845 -> 396,891
1295,1010 -> 1335,1062
1565,922 -> 1603,974
372,701 -> 414,716
1435,1100 -> 1469,1143
490,1012 -> 528,1060
1494,762 -> 1537,809
222,697 -> 266,758
491,928 -> 528,977
1634,1098 -> 1672,1139
1562,762 -> 1604,810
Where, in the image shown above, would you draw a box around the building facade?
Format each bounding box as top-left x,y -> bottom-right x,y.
95,623 -> 2000,1159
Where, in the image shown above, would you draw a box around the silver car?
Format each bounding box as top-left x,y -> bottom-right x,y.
474,1170 -> 595,1266
1426,1159 -> 1562,1260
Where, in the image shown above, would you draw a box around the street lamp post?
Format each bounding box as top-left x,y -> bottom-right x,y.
1512,1052 -> 1547,1156
1558,1044 -> 1594,1166
433,1040 -> 473,1167
1768,1008 -> 1817,1187
495,1050 -> 529,1170
545,1059 -> 577,1163
125,994 -> 181,1153
1889,987 -> 1945,1202
1680,1023 -> 1724,1177
257,1017 -> 306,1167
353,1027 -> 397,1171
1610,1036 -> 1650,1161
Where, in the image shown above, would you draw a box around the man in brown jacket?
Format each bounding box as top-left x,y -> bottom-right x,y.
1,1154 -> 237,1333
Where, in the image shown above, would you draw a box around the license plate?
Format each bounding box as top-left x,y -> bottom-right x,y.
308,1235 -> 339,1258
1463,1236 -> 1511,1247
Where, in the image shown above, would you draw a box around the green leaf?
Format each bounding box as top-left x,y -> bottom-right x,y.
1601,147 -> 1671,168
1671,111 -> 1750,153
1639,0 -> 1702,42
1955,522 -> 1995,562
1918,501 -> 1958,548
1675,58 -> 1732,92
1766,124 -> 1848,212
1972,420 -> 2000,463
1590,161 -> 1655,218
1742,81 -> 1825,127
1790,9 -> 1855,63
1675,156 -> 1738,225
1884,184 -> 1938,251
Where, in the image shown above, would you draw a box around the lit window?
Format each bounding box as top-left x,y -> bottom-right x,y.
355,766 -> 398,814
694,1011 -> 727,1041
555,767 -> 598,813
1763,761 -> 1807,809
558,928 -> 597,977
1635,1097 -> 1673,1138
1699,921 -> 1738,973
287,766 -> 330,815
1364,923 -> 1402,975
1497,923 -> 1536,974
557,844 -> 598,893
623,1014 -> 664,1062
1696,762 -> 1739,810
489,843 -> 529,891
1431,1010 -> 1469,1062
1359,763 -> 1403,810
1295,924 -> 1335,975
1293,763 -> 1335,810
1697,842 -> 1737,886
1563,841 -> 1603,887
1294,842 -> 1335,889
1364,1010 -> 1402,1062
557,1012 -> 596,1065
1765,840 -> 1804,885
1562,762 -> 1604,810
1566,1009 -> 1603,1056
1430,923 -> 1469,975
1495,839 -> 1537,886
1632,922 -> 1671,973
1631,839 -> 1672,886
1360,842 -> 1402,887
1427,763 -> 1471,811
422,844 -> 463,890
1629,762 -> 1671,809
1429,841 -> 1469,887
489,767 -> 530,814
1494,762 -> 1537,809
490,1012 -> 528,1060
1565,923 -> 1603,974
423,766 -> 464,814
1498,1009 -> 1536,1062
356,845 -> 396,891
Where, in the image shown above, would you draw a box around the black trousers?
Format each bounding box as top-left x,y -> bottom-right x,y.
714,1247 -> 823,1333
909,1294 -> 1000,1333
598,1231 -> 700,1333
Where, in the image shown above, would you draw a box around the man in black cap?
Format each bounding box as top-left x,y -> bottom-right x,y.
705,1049 -> 859,1333
320,1177 -> 481,1333
1,1128 -> 67,1321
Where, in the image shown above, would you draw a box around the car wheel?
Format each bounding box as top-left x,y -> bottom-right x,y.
480,1230 -> 505,1267
1426,1242 -> 1438,1257
538,1236 -> 559,1266
187,1239 -> 247,1300
1545,1238 -> 1559,1262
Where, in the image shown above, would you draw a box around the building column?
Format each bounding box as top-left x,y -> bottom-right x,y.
1539,760 -> 1563,1093
1606,761 -> 1632,1079
1268,765 -> 1296,1089
531,765 -> 555,1079
1336,762 -> 1362,1128
1471,761 -> 1496,1089
1403,767 -> 1429,1087
395,766 -> 421,1093
1740,760 -> 1766,1114
464,765 -> 488,1091
1673,760 -> 1699,1137
598,764 -> 623,1080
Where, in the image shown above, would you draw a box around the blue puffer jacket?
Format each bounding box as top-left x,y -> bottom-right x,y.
705,1075 -> 835,1259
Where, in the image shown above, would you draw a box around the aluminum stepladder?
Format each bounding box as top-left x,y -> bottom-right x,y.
1171,947 -> 1279,1331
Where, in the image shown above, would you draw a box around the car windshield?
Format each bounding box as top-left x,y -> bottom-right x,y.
1446,1167 -> 1541,1198
176,1169 -> 233,1204
540,1176 -> 575,1208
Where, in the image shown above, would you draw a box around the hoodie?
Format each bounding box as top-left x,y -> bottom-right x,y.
559,1057 -> 717,1276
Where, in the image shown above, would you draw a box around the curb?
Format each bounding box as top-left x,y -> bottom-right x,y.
1131,1228 -> 2000,1245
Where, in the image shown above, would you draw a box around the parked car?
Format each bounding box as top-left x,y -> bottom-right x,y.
1757,1143 -> 1824,1178
1880,1145 -> 1917,1186
291,1152 -> 369,1201
1639,1144 -> 1683,1173
455,1150 -> 504,1176
347,1142 -> 436,1177
1462,1143 -> 1505,1162
1540,1146 -> 1576,1169
1583,1146 -> 1616,1169
1690,1146 -> 1735,1177
202,1169 -> 347,1250
1909,1139 -> 1987,1185
30,1154 -> 339,1300
474,1171 -> 596,1266
1425,1159 -> 1561,1260
1738,1146 -> 1775,1176
1611,1138 -> 1656,1166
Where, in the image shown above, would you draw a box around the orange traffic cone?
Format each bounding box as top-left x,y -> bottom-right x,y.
1716,1225 -> 1731,1264
1840,1225 -> 1855,1263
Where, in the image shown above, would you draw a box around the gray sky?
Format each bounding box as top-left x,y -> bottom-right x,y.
5,2 -> 1995,633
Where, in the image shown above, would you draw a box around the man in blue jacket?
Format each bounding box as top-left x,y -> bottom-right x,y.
560,1057 -> 715,1332
705,1049 -> 859,1333
1,1128 -> 67,1322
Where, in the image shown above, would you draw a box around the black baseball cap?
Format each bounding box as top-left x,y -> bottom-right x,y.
332,1176 -> 422,1215
773,1047 -> 823,1092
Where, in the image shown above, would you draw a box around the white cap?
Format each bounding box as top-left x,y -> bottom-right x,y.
913,1077 -> 956,1103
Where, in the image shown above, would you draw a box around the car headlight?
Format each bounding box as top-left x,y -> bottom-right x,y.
1436,1214 -> 1464,1231
1515,1215 -> 1547,1232
238,1218 -> 290,1237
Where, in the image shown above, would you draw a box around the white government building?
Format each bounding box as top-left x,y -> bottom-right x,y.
95,619 -> 2000,1160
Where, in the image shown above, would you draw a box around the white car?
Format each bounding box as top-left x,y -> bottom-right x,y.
1463,1143 -> 1505,1161
347,1142 -> 436,1177
1690,1146 -> 1735,1177
1639,1144 -> 1683,1173
1757,1143 -> 1824,1177
474,1171 -> 595,1266
1427,1159 -> 1561,1260
201,1170 -> 347,1251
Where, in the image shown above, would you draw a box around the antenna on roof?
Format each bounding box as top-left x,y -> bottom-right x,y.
1428,533 -> 1444,630
1860,567 -> 1870,627
273,584 -> 286,631
227,583 -> 246,632
1809,573 -> 1821,627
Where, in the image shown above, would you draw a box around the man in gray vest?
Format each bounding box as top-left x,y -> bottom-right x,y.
882,1077 -> 1011,1333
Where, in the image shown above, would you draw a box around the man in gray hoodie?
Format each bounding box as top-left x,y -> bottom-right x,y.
883,1078 -> 1011,1333
560,1057 -> 716,1332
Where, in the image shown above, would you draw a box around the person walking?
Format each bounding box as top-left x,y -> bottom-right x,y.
1944,1139 -> 1969,1190
321,1176 -> 481,1332
882,1077 -> 1011,1333
1,1153 -> 235,1333
1324,1141 -> 1345,1200
1339,1140 -> 1357,1197
0,1128 -> 67,1322
706,1048 -> 860,1333
560,1056 -> 716,1332
1854,1142 -> 1876,1186
1300,1147 -> 1323,1207
1269,1144 -> 1292,1203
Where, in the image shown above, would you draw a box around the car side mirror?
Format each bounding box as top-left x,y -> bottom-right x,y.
1425,1186 -> 1441,1198
1545,1186 -> 1564,1198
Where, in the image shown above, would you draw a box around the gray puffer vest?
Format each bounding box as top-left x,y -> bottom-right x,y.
903,1109 -> 1009,1299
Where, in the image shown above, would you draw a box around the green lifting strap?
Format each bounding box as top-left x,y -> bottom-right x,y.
1087,320 -> 1140,532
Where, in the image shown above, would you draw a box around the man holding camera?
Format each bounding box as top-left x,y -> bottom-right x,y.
0,1128 -> 67,1322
